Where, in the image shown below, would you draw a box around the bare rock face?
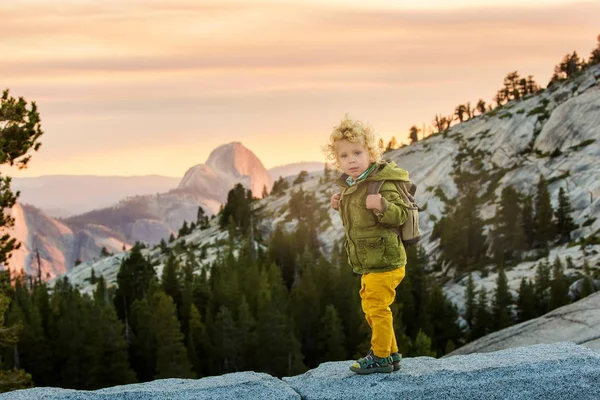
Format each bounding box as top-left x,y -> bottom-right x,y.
177,164 -> 223,198
3,343 -> 600,400
447,292 -> 600,356
204,142 -> 273,198
536,87 -> 600,154
284,342 -> 600,400
178,142 -> 273,200
5,204 -> 128,280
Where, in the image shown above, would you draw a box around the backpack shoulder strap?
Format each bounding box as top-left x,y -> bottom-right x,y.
391,181 -> 414,203
367,181 -> 385,195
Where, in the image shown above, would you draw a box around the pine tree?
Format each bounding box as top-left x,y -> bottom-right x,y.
236,297 -> 257,371
589,34 -> 600,65
271,176 -> 290,197
471,289 -> 491,340
330,243 -> 366,362
213,305 -> 240,373
405,246 -> 431,338
491,266 -> 513,330
129,296 -> 157,382
549,257 -> 570,310
93,275 -> 107,305
386,136 -> 399,152
178,221 -> 189,237
2,280 -> 39,389
161,253 -> 182,319
291,264 -> 321,367
409,125 -> 420,144
492,186 -> 526,264
464,274 -> 476,330
48,278 -> 89,389
293,171 -> 309,185
317,304 -> 347,362
427,285 -> 462,356
534,175 -> 556,246
196,206 -> 205,225
256,264 -> 305,377
219,183 -> 253,234
555,187 -> 577,244
113,244 -> 156,323
438,179 -> 486,272
409,329 -> 436,357
390,302 -> 411,357
152,290 -> 195,379
187,304 -> 211,378
534,260 -> 551,315
516,278 -> 536,322
89,268 -> 97,285
85,301 -> 136,389
178,256 -> 196,343
32,283 -> 52,384
269,224 -> 297,290
0,89 -> 44,266
0,291 -> 32,392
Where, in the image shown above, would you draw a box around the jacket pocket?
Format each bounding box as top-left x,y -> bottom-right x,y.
356,236 -> 386,269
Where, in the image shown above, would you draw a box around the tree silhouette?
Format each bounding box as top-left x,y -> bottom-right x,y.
454,104 -> 467,123
589,34 -> 600,65
408,125 -> 420,144
433,114 -> 453,136
516,278 -> 536,322
476,99 -> 487,114
0,90 -> 44,265
386,136 -> 399,152
555,187 -> 576,244
491,266 -> 513,331
549,257 -> 570,311
551,52 -> 583,83
491,186 -> 526,264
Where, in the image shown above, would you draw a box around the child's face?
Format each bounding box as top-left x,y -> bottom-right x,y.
335,139 -> 373,179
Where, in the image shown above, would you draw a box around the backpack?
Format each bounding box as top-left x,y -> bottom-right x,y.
367,180 -> 421,247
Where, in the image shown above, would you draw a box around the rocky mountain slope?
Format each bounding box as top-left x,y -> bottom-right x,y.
447,291 -> 600,355
60,64 -> 600,335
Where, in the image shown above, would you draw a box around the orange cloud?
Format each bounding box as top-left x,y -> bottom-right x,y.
1,1 -> 598,177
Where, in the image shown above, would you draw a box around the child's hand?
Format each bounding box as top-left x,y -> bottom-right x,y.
366,194 -> 383,211
331,193 -> 341,210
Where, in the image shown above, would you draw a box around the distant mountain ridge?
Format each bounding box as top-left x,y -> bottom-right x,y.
12,175 -> 181,218
4,143 -> 321,279
269,162 -> 325,180
12,161 -> 323,218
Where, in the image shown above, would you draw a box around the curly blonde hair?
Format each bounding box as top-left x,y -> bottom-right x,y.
324,114 -> 383,170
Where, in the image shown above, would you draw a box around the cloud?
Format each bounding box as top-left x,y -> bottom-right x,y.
1,0 -> 598,176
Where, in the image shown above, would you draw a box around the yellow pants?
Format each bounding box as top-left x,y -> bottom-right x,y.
360,267 -> 405,359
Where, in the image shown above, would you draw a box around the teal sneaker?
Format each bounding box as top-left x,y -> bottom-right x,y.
349,350 -> 393,374
391,352 -> 402,371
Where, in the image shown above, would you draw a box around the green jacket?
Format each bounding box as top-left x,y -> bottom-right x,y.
336,161 -> 410,274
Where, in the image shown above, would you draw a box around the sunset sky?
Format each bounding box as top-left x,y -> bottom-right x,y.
2,0 -> 598,177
